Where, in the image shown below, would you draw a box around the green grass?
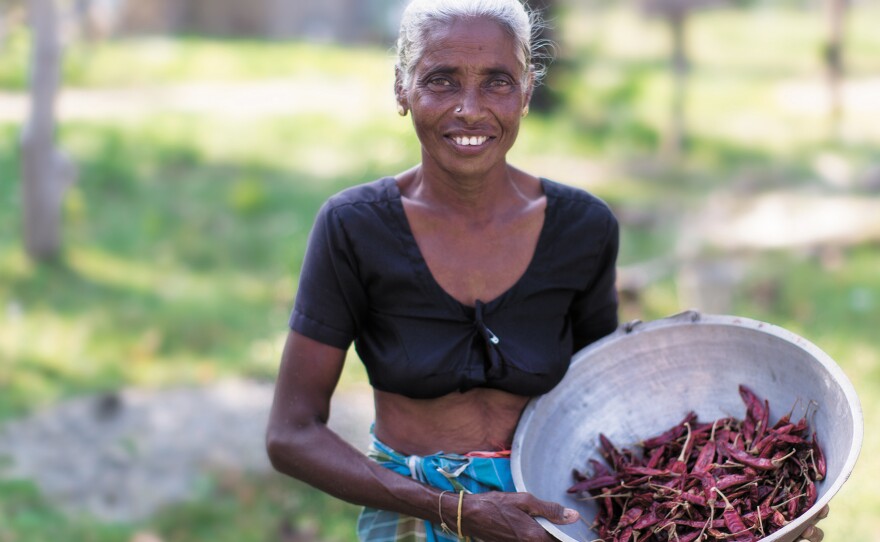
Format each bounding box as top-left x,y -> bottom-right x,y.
0,33 -> 394,90
0,479 -> 133,542
1,3 -> 879,540
1,114 -> 388,409
0,472 -> 362,542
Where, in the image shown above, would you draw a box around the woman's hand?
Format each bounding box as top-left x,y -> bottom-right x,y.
796,505 -> 829,542
461,491 -> 579,542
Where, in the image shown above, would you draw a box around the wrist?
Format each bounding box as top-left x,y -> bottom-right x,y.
437,489 -> 470,540
437,490 -> 456,536
457,490 -> 466,538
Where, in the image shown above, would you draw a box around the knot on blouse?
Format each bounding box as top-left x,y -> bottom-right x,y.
474,300 -> 504,380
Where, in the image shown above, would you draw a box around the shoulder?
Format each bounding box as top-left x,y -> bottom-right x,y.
309,177 -> 406,253
542,178 -> 617,228
315,177 -> 399,226
323,177 -> 397,212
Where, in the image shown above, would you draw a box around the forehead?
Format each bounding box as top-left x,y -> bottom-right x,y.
416,16 -> 525,74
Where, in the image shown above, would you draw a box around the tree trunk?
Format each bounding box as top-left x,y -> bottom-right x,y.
662,10 -> 689,161
824,0 -> 847,137
20,0 -> 76,262
526,0 -> 558,112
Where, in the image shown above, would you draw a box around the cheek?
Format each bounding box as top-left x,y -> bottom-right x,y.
410,113 -> 444,147
486,92 -> 526,116
411,92 -> 448,114
410,107 -> 441,128
495,102 -> 525,129
409,99 -> 447,131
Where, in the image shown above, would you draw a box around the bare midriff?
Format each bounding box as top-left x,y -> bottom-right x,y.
372,387 -> 530,456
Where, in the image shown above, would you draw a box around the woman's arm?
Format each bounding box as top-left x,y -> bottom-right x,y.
266,331 -> 434,512
265,330 -> 575,541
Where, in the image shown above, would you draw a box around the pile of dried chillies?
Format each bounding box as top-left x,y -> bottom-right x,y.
568,385 -> 826,542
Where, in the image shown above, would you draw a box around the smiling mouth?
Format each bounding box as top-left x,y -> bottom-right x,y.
451,135 -> 490,146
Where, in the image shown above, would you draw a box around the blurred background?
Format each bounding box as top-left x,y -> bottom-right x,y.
0,0 -> 878,540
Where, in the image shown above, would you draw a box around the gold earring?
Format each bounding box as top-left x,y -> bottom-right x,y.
397,104 -> 408,117
522,105 -> 529,117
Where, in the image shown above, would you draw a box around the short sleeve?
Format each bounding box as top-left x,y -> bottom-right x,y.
289,201 -> 367,350
569,212 -> 619,351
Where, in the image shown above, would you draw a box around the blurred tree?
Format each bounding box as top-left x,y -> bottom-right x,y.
110,0 -> 377,42
20,0 -> 76,261
824,0 -> 848,136
527,0 -> 560,112
640,0 -> 730,161
0,0 -> 24,46
72,0 -> 104,42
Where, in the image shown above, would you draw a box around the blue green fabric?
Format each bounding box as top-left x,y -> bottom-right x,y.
357,437 -> 516,542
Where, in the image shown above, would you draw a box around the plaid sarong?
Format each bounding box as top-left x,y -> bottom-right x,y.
357,436 -> 516,542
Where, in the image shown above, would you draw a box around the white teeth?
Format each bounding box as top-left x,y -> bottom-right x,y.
453,136 -> 488,146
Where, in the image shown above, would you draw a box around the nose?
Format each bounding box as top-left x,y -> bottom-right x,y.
455,86 -> 485,120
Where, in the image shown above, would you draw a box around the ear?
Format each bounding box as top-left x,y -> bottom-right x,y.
394,66 -> 409,116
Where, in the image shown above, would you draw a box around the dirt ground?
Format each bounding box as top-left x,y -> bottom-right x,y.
0,379 -> 375,522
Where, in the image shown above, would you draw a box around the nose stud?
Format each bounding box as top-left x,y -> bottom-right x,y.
455,106 -> 463,113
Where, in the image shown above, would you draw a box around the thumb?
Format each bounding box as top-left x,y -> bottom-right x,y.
528,498 -> 580,525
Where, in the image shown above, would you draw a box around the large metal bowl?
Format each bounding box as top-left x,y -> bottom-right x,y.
512,311 -> 863,542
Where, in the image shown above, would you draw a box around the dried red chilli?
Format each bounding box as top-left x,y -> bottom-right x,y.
568,385 -> 825,542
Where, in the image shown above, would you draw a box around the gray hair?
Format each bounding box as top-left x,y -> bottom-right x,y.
395,0 -> 552,89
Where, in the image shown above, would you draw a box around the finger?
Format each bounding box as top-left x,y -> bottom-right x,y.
798,525 -> 825,542
560,507 -> 579,524
817,504 -> 830,520
519,495 -> 579,525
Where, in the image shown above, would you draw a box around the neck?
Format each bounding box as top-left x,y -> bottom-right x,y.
413,162 -> 517,217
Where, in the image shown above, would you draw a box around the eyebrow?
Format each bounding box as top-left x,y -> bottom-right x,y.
424,65 -> 459,76
423,64 -> 517,77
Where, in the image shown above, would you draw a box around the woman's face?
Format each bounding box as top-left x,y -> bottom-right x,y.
398,16 -> 533,180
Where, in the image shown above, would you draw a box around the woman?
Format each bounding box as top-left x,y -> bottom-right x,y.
266,1 -> 828,540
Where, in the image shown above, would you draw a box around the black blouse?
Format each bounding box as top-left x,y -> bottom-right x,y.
289,176 -> 619,399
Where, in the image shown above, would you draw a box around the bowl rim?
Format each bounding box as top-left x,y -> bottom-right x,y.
512,311 -> 864,542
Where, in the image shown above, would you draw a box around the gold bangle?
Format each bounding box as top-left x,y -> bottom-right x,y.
457,490 -> 465,539
438,490 -> 455,536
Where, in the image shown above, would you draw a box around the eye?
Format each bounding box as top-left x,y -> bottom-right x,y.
486,76 -> 516,91
426,76 -> 454,87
